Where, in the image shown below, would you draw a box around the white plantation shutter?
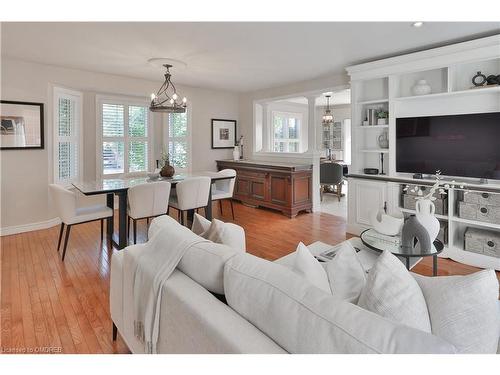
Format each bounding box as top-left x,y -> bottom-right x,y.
168,112 -> 189,170
54,88 -> 82,184
99,98 -> 150,176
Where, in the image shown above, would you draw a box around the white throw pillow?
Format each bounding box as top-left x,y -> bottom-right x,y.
412,270 -> 500,353
324,241 -> 366,303
191,213 -> 246,251
292,242 -> 331,293
358,251 -> 432,333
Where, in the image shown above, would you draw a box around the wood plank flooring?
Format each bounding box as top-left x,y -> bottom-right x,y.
1,202 -> 497,353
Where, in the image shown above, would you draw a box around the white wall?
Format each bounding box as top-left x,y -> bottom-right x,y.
0,58 -> 239,231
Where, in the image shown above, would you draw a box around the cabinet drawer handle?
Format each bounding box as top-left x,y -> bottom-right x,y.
482,193 -> 489,198
480,207 -> 488,214
487,241 -> 495,248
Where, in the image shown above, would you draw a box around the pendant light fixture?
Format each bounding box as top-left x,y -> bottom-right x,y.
150,64 -> 187,113
322,94 -> 334,125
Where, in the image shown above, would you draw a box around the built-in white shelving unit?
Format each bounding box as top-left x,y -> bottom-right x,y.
345,35 -> 500,270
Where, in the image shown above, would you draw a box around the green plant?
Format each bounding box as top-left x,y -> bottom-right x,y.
376,109 -> 389,119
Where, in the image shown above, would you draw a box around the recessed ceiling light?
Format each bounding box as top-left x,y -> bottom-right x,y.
412,22 -> 424,28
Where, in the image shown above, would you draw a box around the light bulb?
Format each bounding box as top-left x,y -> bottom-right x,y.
182,97 -> 187,103
150,93 -> 156,100
172,93 -> 178,100
170,98 -> 174,104
412,22 -> 424,28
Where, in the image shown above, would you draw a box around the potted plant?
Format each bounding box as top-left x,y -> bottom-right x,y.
159,148 -> 175,178
376,109 -> 388,125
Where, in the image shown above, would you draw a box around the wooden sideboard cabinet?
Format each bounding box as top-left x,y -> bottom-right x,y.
216,160 -> 313,218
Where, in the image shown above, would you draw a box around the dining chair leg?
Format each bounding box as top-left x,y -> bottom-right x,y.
112,322 -> 118,341
180,211 -> 185,226
61,225 -> 72,261
100,219 -> 104,242
337,183 -> 342,202
127,216 -> 130,239
57,223 -> 65,252
229,199 -> 235,220
133,219 -> 137,244
218,200 -> 223,216
320,185 -> 324,202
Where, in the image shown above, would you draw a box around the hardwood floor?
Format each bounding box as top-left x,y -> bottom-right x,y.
1,201 -> 497,354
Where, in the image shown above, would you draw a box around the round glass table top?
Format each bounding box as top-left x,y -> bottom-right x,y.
360,229 -> 444,258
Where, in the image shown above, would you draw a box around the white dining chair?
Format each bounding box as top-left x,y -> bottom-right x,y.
49,184 -> 113,261
127,181 -> 171,244
168,176 -> 211,226
211,169 -> 237,219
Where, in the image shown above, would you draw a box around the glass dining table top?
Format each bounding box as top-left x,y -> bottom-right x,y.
72,172 -> 229,195
360,228 -> 444,258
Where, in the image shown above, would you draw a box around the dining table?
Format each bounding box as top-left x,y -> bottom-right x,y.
72,172 -> 235,250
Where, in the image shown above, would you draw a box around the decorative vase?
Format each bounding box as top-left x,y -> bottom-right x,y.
233,146 -> 240,161
415,199 -> 440,242
412,79 -> 432,96
377,118 -> 387,125
160,163 -> 175,178
377,131 -> 389,149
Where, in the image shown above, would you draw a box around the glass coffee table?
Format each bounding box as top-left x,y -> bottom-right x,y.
360,229 -> 444,276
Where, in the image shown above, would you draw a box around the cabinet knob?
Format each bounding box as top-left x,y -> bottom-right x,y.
480,207 -> 488,214
487,241 -> 495,248
482,193 -> 489,199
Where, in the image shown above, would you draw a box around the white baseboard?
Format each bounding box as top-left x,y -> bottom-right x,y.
0,217 -> 61,236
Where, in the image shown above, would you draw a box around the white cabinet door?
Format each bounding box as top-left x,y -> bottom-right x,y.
353,180 -> 388,226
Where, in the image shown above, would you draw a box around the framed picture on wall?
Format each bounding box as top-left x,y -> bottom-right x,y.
0,100 -> 44,150
211,119 -> 237,149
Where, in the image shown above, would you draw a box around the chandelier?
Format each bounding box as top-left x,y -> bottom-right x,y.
322,94 -> 334,125
150,64 -> 187,113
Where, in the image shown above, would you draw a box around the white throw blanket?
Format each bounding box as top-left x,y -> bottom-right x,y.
130,218 -> 207,354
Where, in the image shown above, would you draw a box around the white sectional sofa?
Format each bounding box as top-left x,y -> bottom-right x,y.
109,215 -> 497,354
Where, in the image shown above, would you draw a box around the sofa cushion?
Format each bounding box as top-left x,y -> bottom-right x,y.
192,213 -> 246,251
291,242 -> 331,293
224,253 -> 456,354
358,251 -> 432,333
412,270 -> 500,353
147,215 -> 239,295
324,241 -> 367,303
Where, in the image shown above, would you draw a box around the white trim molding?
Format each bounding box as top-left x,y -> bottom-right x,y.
0,217 -> 61,237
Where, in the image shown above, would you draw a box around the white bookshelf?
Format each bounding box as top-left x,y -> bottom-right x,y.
346,35 -> 500,270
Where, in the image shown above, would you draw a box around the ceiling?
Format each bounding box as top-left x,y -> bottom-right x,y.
2,22 -> 499,92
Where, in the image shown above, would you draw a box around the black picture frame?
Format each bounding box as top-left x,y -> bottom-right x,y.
211,119 -> 237,149
0,100 -> 44,150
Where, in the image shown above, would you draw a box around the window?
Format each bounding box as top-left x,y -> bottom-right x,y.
167,112 -> 190,171
98,98 -> 151,177
272,111 -> 301,153
54,88 -> 82,184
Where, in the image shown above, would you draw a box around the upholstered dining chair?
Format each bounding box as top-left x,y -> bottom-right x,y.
320,162 -> 345,202
49,184 -> 113,261
168,176 -> 211,226
127,181 -> 171,244
211,169 -> 236,219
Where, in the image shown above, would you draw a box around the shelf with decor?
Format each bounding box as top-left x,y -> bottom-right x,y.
355,125 -> 389,129
393,85 -> 500,102
359,148 -> 389,153
357,98 -> 389,105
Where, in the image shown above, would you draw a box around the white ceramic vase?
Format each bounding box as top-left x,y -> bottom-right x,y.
415,199 -> 440,242
412,80 -> 432,96
232,146 -> 240,161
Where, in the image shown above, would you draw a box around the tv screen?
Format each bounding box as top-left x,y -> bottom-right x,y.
396,112 -> 500,179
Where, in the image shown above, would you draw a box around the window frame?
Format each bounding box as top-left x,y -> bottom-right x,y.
53,87 -> 83,186
164,107 -> 192,173
271,110 -> 302,153
96,95 -> 153,179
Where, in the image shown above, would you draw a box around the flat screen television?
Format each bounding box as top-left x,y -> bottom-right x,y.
396,112 -> 500,179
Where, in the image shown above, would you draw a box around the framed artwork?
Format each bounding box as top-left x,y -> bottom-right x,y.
211,119 -> 237,149
0,100 -> 44,150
